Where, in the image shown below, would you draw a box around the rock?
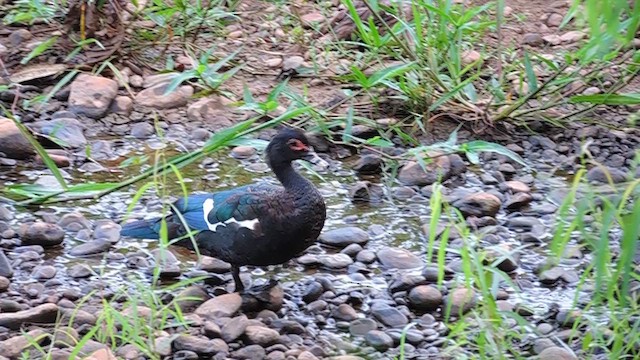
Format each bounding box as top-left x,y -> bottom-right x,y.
0,117 -> 35,159
505,192 -> 533,210
0,251 -> 13,278
302,282 -> 323,303
32,265 -> 57,280
398,157 -> 451,186
59,212 -> 91,230
301,12 -> 325,26
0,329 -> 46,359
319,227 -> 369,248
186,96 -> 234,129
151,248 -> 181,278
376,247 -> 423,269
539,266 -> 564,284
318,253 -> 353,269
0,303 -> 59,329
586,166 -> 628,183
9,29 -> 32,45
349,318 -> 377,336
34,118 -> 86,148
533,338 -> 555,354
109,96 -> 133,115
546,13 -> 563,27
198,256 -> 231,273
69,239 -> 112,256
93,221 -> 121,242
332,304 -> 358,321
265,58 -> 283,68
365,330 -> 393,351
498,163 -> 517,174
371,304 -> 408,327
560,31 -> 586,43
172,350 -> 198,360
21,222 -> 65,247
131,122 -> 155,139
231,146 -> 256,159
283,56 -> 305,71
341,243 -> 363,257
68,264 -> 92,278
522,33 -> 544,46
135,83 -> 193,109
505,180 -> 530,193
408,286 -> 443,311
356,249 -> 376,263
486,245 -> 519,272
69,74 -> 118,118
461,50 -> 481,65
195,293 -> 242,318
388,273 -> 427,293
234,344 -> 266,360
543,34 -> 562,45
539,346 -> 577,360
583,86 -> 600,95
245,325 -> 280,346
175,286 -> 210,312
221,315 -> 249,342
173,335 -> 226,356
506,216 -> 542,230
453,192 -> 502,217
353,155 -> 382,175
0,276 -> 9,292
446,288 -> 476,316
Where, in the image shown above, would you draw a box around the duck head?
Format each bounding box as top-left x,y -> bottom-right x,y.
266,128 -> 329,170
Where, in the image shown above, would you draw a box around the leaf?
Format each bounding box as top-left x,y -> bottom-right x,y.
569,93 -> 640,105
364,136 -> 394,148
342,106 -> 354,143
163,71 -> 197,95
463,140 -> 527,167
523,51 -> 538,93
465,150 -> 480,164
21,37 -> 58,65
367,62 -> 416,89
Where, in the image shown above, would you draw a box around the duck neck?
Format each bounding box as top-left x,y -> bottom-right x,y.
273,162 -> 311,191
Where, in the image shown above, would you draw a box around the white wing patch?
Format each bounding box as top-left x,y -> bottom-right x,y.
202,198 -> 260,232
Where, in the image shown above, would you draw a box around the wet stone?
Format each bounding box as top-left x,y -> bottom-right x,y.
221,315 -> 249,342
0,329 -> 46,359
453,192 -> 502,218
371,304 -> 408,327
245,325 -> 280,346
538,346 -> 577,360
0,303 -> 59,329
69,239 -> 112,256
198,256 -> 231,273
0,276 -> 9,292
349,318 -> 377,336
319,227 -> 369,248
408,285 -> 443,311
446,288 -> 477,316
175,286 -> 209,312
69,74 -> 118,119
586,166 -> 628,183
353,154 -> 382,175
32,265 -> 57,280
355,250 -> 376,264
131,122 -> 155,139
93,221 -> 121,242
234,344 -> 266,360
341,243 -> 363,257
539,267 -> 564,284
505,192 -> 533,210
0,205 -> 13,221
332,304 -> 358,321
388,274 -> 427,293
365,330 -> 393,351
21,222 -> 65,247
0,251 -> 13,278
318,253 -> 353,269
173,335 -> 226,356
302,281 -> 323,303
376,247 -> 423,269
196,293 -> 242,319
398,157 -> 451,186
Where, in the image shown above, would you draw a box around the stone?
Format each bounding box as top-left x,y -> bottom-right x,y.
539,267 -> 564,284
365,330 -> 393,351
583,86 -> 600,95
234,344 -> 266,360
0,251 -> 13,278
356,250 -> 376,263
332,304 -> 358,321
505,192 -> 533,210
398,157 -> 451,186
186,96 -> 234,129
265,58 -> 283,68
543,34 -> 562,45
522,33 -> 544,46
195,293 -> 242,318
560,31 -> 586,43
32,265 -> 57,280
547,13 -> 563,27
408,285 -> 443,311
538,346 -> 577,360
245,325 -> 280,346
69,239 -> 112,256
175,286 -> 209,312
586,166 -> 628,183
446,288 -> 476,316
371,304 -> 408,327
298,351 -> 319,360
461,50 -> 481,65
59,212 -> 92,230
319,227 -> 369,248
151,248 -> 181,278
9,29 -> 32,46
109,96 -> 133,115
486,245 -> 520,273
173,335 -> 226,356
0,303 -> 59,329
349,318 -> 377,336
341,243 -> 363,257
94,221 -> 121,242
353,155 -> 383,175
533,338 -> 555,354
21,222 -> 65,247
318,253 -> 353,269
453,192 -> 502,217
135,83 -> 193,109
69,74 -> 118,118
221,315 -> 249,342
198,256 -> 232,273
283,56 -> 305,71
0,117 -> 35,159
388,273 -> 427,293
68,264 -> 93,278
0,276 -> 9,292
376,247 -> 423,269
301,12 -> 325,27
131,122 -> 155,139
231,146 -> 256,159
0,329 -> 46,359
32,118 -> 86,148
505,180 -> 530,193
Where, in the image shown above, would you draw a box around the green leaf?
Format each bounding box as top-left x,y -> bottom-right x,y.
21,36 -> 58,65
364,136 -> 394,148
163,71 -> 197,95
465,150 -> 480,164
569,93 -> 640,105
523,51 -> 538,93
366,62 -> 416,89
463,140 -> 527,167
342,106 -> 354,143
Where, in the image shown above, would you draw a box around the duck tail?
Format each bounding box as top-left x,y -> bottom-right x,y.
120,219 -> 161,239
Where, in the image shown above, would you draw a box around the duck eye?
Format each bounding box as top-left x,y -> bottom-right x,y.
288,139 -> 309,151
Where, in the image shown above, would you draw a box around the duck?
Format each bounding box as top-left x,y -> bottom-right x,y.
120,128 -> 328,292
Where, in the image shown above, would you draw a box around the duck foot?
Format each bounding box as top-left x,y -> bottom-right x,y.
240,278 -> 279,297
240,278 -> 284,312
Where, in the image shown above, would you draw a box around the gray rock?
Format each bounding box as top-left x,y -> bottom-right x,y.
365,330 -> 393,351
69,74 -> 118,118
341,243 -> 363,257
135,83 -> 193,109
539,266 -> 564,284
356,250 -> 376,263
195,293 -> 242,319
446,288 -> 476,316
221,315 -> 249,342
319,227 -> 369,248
353,154 -> 382,175
539,346 -> 577,360
173,335 -> 227,356
198,256 -> 231,273
302,281 -> 323,303
151,248 -> 181,278
173,350 -> 198,359
349,318 -> 377,336
36,118 -> 86,148
0,329 -> 46,359
32,265 -> 57,280
586,166 -> 628,183
186,97 -> 234,129
21,222 -> 65,247
0,251 -> 13,278
408,285 -> 443,311
318,253 -> 353,269
453,192 -> 502,217
505,192 -> 533,210
231,146 -> 256,159
398,157 -> 451,186
0,117 -> 34,159
332,304 -> 358,321
234,344 -> 266,360
0,303 -> 59,329
69,239 -> 112,256
245,325 -> 280,346
93,221 -> 121,242
522,33 -> 544,46
371,304 -> 408,327
0,276 -> 9,292
506,216 -> 542,230
109,96 -> 133,115
9,29 -> 32,46
388,274 -> 427,293
175,286 -> 209,312
376,247 -> 423,269
0,205 -> 13,221
68,264 -> 92,278
131,122 -> 155,139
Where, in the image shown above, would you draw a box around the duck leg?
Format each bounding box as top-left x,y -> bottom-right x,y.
231,265 -> 244,293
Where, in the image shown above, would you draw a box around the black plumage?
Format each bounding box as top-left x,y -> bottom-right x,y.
121,129 -> 327,292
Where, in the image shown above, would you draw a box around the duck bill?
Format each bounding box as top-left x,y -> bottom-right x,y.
301,149 -> 329,170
